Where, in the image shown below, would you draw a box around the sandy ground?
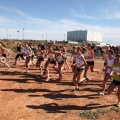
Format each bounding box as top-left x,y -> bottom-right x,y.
0,58 -> 120,120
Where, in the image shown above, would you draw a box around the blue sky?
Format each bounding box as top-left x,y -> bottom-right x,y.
0,0 -> 120,44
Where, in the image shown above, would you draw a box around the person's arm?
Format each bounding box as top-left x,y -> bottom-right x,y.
102,52 -> 105,60
103,58 -> 108,71
80,55 -> 87,67
0,45 -> 10,55
90,50 -> 94,58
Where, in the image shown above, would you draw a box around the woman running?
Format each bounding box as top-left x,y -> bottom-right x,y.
44,45 -> 57,81
56,52 -> 65,81
84,44 -> 99,81
60,46 -> 70,70
108,54 -> 120,107
24,43 -> 32,73
36,45 -> 44,75
29,43 -> 36,65
14,43 -> 25,65
70,46 -> 78,73
0,43 -> 10,69
99,49 -> 115,95
72,47 -> 87,92
102,46 -> 110,67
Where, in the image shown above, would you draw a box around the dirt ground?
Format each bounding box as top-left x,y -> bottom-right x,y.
0,58 -> 120,120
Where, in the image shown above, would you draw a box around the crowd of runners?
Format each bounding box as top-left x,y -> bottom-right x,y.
0,42 -> 120,107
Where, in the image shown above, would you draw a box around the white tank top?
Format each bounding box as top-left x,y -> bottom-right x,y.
76,54 -> 84,68
25,48 -> 31,56
57,55 -> 64,63
37,52 -> 41,56
49,53 -> 54,59
107,57 -> 115,67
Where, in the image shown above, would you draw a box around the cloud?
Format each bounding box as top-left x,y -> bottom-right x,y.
0,4 -> 120,44
72,10 -> 101,20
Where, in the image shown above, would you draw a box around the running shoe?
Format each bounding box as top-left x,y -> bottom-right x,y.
72,88 -> 79,92
26,70 -> 29,74
85,76 -> 89,81
97,69 -> 100,74
98,91 -> 104,96
45,77 -> 50,81
117,102 -> 120,107
40,72 -> 43,75
110,76 -> 113,81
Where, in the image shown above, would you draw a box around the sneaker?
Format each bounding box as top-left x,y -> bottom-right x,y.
72,88 -> 79,92
97,69 -> 100,74
117,102 -> 120,107
85,76 -> 89,81
110,76 -> 113,81
40,72 -> 43,75
26,70 -> 29,74
45,77 -> 50,81
98,91 -> 104,96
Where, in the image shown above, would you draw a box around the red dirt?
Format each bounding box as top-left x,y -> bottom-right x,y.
0,58 -> 120,120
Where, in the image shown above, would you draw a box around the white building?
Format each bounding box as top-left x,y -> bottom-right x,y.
67,30 -> 102,43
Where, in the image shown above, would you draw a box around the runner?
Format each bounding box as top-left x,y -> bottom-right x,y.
24,43 -> 32,73
60,46 -> 70,70
29,43 -> 36,65
99,49 -> 115,95
56,52 -> 65,81
72,47 -> 87,92
108,54 -> 120,107
14,43 -> 25,65
0,42 -> 10,69
44,45 -> 57,81
84,44 -> 99,81
102,46 -> 110,67
36,45 -> 44,75
70,46 -> 78,73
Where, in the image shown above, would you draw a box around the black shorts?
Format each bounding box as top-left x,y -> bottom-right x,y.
104,62 -> 107,66
73,62 -> 76,64
15,54 -> 24,60
77,68 -> 84,72
58,61 -> 64,65
38,57 -> 44,61
87,61 -> 94,65
112,80 -> 120,85
2,54 -> 7,58
31,55 -> 34,59
48,59 -> 56,65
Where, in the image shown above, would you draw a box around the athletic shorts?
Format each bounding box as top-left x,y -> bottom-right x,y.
87,61 -> 94,65
77,68 -> 84,72
73,62 -> 76,64
58,61 -> 64,65
31,55 -> 34,59
15,54 -> 24,60
48,59 -> 56,65
2,54 -> 7,58
112,80 -> 120,85
38,57 -> 44,61
104,62 -> 107,66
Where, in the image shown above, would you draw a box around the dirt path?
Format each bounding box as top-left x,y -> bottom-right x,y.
0,60 -> 120,120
